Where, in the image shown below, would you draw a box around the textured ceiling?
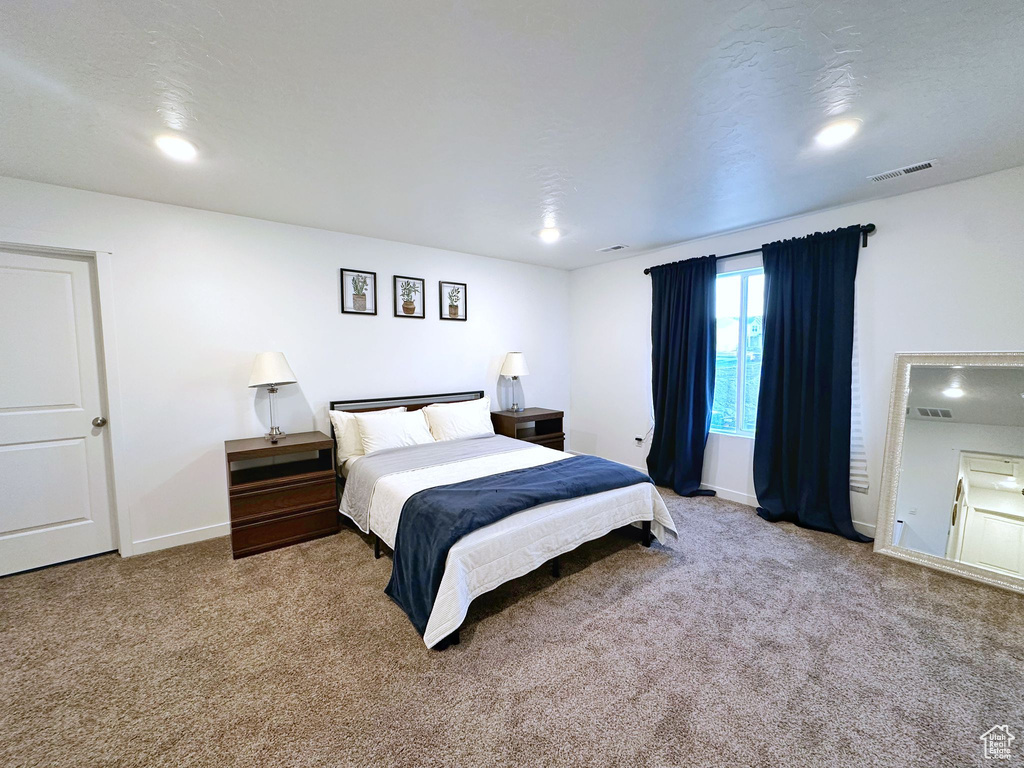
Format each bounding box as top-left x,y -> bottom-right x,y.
1,1 -> 1023,269
908,366 -> 1024,428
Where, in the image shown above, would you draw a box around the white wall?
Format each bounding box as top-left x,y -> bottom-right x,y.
569,165 -> 1024,536
6,164 -> 1024,553
896,420 -> 1024,556
0,177 -> 570,554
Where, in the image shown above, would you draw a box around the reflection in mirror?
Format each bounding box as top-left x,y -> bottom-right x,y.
893,365 -> 1024,580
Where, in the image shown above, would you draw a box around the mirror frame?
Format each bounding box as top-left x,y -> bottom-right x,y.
875,351 -> 1024,594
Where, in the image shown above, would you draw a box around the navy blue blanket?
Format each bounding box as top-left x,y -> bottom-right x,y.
384,455 -> 653,637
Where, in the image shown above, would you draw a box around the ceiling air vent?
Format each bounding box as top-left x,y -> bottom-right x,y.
868,160 -> 935,183
597,244 -> 629,253
917,407 -> 953,419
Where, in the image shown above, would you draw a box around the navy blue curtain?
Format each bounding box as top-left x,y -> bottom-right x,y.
753,225 -> 870,542
647,255 -> 717,496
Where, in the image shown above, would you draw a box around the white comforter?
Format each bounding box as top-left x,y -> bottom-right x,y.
342,445 -> 677,648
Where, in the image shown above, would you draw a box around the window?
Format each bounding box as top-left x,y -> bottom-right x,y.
710,268 -> 764,436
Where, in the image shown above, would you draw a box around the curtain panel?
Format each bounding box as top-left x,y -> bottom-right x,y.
647,255 -> 717,496
752,225 -> 871,541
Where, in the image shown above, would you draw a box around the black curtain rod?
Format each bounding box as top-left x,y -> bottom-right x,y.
643,223 -> 876,275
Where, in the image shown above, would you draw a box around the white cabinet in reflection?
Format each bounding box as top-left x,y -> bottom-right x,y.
961,509 -> 1024,576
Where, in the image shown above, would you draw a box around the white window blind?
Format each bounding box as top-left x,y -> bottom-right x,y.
849,309 -> 869,494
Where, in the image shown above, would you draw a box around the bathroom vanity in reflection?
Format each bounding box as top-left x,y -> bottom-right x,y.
876,353 -> 1024,593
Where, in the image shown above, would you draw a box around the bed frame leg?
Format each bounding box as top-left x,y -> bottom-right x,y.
642,521 -> 652,548
374,534 -> 381,559
551,555 -> 560,578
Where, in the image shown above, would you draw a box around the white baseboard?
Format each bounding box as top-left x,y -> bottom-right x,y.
852,520 -> 876,538
131,522 -> 229,555
694,486 -> 876,537
621,467 -> 758,508
701,484 -> 758,507
559,455 -> 870,533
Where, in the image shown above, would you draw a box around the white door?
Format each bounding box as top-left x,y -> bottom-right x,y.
0,248 -> 116,575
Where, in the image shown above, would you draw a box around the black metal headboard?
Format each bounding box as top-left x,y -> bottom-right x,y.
327,391 -> 485,489
328,390 -> 484,416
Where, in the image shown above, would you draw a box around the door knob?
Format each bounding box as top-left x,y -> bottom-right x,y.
92,416 -> 108,428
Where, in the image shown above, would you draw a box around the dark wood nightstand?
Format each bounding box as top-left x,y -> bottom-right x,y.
491,408 -> 565,451
224,431 -> 338,558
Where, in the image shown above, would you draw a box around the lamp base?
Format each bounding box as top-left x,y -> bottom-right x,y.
508,375 -> 526,413
263,385 -> 286,443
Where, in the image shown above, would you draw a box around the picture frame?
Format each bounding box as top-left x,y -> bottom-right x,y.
340,269 -> 377,315
439,280 -> 467,321
393,275 -> 425,319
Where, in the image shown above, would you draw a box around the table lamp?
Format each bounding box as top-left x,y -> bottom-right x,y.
500,352 -> 529,412
248,352 -> 297,442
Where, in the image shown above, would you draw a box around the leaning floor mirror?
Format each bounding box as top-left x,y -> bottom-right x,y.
876,352 -> 1024,593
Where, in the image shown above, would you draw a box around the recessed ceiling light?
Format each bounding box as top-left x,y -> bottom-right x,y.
537,227 -> 563,244
155,134 -> 197,162
942,373 -> 966,399
814,118 -> 861,149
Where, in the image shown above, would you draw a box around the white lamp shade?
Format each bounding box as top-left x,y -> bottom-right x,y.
248,352 -> 297,388
500,352 -> 530,377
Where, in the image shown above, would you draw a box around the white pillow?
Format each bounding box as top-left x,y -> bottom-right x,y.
328,407 -> 406,463
355,409 -> 435,454
423,396 -> 494,442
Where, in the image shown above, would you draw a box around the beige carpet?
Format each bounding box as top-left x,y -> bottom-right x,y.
2,492 -> 1023,768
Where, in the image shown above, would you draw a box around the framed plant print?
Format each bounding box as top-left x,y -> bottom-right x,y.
393,275 -> 425,318
341,269 -> 377,315
439,281 -> 467,321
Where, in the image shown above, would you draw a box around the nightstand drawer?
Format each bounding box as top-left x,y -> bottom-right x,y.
533,434 -> 565,451
229,475 -> 335,522
230,504 -> 338,557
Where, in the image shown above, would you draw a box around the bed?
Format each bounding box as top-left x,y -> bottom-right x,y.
329,391 -> 677,649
